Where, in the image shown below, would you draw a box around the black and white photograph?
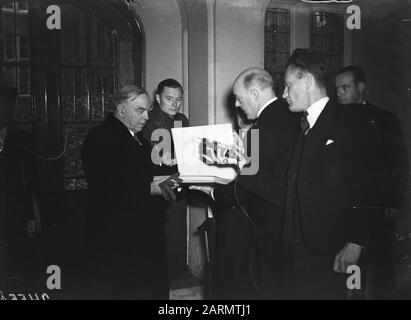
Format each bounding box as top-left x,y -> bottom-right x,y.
0,0 -> 411,306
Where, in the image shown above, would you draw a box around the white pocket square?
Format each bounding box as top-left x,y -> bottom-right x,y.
326,139 -> 334,146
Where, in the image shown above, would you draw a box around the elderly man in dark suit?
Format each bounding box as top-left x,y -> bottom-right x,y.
0,84 -> 37,287
282,49 -> 408,299
192,68 -> 300,299
81,85 -> 181,300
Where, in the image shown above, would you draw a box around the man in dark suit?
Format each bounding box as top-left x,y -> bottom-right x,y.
336,65 -> 407,210
282,49 -> 408,299
0,84 -> 37,287
81,85 -> 180,300
336,65 -> 408,298
192,68 -> 299,299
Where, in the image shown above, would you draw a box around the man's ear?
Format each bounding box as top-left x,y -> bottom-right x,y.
357,82 -> 365,94
305,73 -> 313,90
155,94 -> 161,105
116,103 -> 124,116
249,87 -> 259,101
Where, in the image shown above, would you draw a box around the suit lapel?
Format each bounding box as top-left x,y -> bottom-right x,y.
106,115 -> 152,175
110,114 -> 143,152
301,101 -> 341,164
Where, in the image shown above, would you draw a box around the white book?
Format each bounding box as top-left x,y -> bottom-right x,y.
171,123 -> 237,185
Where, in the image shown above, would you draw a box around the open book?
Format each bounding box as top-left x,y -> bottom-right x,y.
171,123 -> 237,185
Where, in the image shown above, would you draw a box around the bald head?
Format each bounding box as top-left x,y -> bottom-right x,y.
233,67 -> 276,120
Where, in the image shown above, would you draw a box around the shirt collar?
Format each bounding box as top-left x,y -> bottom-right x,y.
257,97 -> 277,118
306,97 -> 329,129
111,113 -> 135,137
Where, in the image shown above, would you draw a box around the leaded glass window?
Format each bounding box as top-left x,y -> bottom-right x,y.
311,11 -> 344,98
60,4 -> 118,190
0,0 -> 142,192
0,0 -> 31,132
264,6 -> 290,97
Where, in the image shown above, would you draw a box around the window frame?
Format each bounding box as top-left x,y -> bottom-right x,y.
264,4 -> 292,97
307,3 -> 351,65
263,1 -> 352,95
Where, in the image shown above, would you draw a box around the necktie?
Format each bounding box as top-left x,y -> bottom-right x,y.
300,111 -> 310,134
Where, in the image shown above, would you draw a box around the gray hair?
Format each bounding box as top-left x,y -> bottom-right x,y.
242,68 -> 273,91
115,85 -> 148,107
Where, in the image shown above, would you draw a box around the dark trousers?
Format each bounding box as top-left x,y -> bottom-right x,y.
212,205 -> 259,300
164,197 -> 187,281
283,195 -> 350,299
284,240 -> 349,300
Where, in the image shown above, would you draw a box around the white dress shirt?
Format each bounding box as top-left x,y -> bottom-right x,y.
306,97 -> 329,131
